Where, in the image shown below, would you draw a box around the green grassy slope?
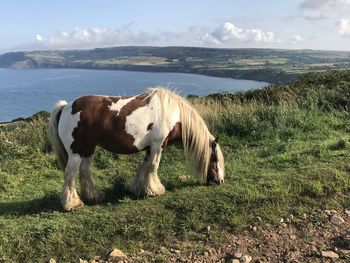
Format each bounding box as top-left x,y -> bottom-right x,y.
0,70 -> 350,262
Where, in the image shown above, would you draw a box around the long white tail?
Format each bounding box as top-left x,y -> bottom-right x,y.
49,100 -> 68,170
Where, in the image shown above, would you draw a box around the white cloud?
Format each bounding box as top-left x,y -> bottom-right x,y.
202,22 -> 277,45
299,0 -> 350,19
36,34 -> 43,42
201,33 -> 221,45
336,18 -> 350,35
290,34 -> 303,42
27,23 -> 303,51
33,25 -> 220,50
34,26 -> 161,49
35,27 -> 110,49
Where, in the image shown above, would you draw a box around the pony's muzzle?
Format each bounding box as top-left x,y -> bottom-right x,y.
207,178 -> 224,185
216,178 -> 224,185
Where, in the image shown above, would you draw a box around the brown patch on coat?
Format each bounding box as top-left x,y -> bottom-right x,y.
162,122 -> 182,148
147,123 -> 153,131
108,96 -> 121,103
70,94 -> 148,157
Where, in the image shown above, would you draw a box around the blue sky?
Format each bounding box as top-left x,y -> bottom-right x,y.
2,0 -> 350,52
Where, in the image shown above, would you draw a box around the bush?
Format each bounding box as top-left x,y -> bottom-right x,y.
0,116 -> 50,159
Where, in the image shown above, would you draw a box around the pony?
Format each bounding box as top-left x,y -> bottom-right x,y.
49,88 -> 225,211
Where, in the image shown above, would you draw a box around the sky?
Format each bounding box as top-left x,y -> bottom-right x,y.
2,0 -> 350,52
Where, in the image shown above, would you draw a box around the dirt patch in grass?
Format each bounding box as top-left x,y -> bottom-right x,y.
75,209 -> 350,262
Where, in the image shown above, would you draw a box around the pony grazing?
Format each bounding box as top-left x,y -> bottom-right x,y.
49,88 -> 225,211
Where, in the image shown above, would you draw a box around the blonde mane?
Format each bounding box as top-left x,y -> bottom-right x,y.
145,87 -> 224,182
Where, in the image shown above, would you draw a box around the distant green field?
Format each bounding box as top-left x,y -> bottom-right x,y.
26,52 -> 65,62
95,56 -> 169,66
1,70 -> 350,262
2,46 -> 350,83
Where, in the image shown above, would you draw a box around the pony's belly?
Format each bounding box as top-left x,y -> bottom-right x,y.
99,139 -> 140,154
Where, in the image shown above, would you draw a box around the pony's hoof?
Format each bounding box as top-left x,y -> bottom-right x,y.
63,200 -> 85,211
146,186 -> 165,197
130,184 -> 165,198
92,190 -> 106,204
82,190 -> 106,204
71,202 -> 84,210
96,190 -> 106,202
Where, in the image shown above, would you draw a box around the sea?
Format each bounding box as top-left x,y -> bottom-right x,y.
0,68 -> 267,122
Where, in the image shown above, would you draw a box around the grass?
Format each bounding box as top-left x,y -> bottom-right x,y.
95,56 -> 169,66
1,70 -> 350,262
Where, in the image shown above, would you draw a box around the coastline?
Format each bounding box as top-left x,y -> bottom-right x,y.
0,46 -> 316,84
0,68 -> 269,123
0,111 -> 50,127
3,64 -> 298,84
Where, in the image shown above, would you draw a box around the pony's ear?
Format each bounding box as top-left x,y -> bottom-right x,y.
211,139 -> 217,149
212,136 -> 219,146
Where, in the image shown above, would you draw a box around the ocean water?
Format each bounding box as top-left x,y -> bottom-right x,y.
0,68 -> 267,122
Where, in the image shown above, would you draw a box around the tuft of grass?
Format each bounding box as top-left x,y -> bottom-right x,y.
0,70 -> 350,262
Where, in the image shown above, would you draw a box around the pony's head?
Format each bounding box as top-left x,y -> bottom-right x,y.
148,88 -> 225,185
207,137 -> 225,185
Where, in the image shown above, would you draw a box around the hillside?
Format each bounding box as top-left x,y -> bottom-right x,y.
0,70 -> 350,262
2,46 -> 350,83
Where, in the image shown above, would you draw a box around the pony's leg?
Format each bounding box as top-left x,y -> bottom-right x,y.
130,150 -> 150,197
130,146 -> 165,197
61,154 -> 84,211
79,155 -> 105,203
147,147 -> 166,196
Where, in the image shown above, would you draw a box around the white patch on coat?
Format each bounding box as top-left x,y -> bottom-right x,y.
125,98 -> 180,150
56,100 -> 68,108
58,103 -> 81,156
109,97 -> 135,115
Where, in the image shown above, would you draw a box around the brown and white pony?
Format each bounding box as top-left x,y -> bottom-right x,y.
49,88 -> 224,211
